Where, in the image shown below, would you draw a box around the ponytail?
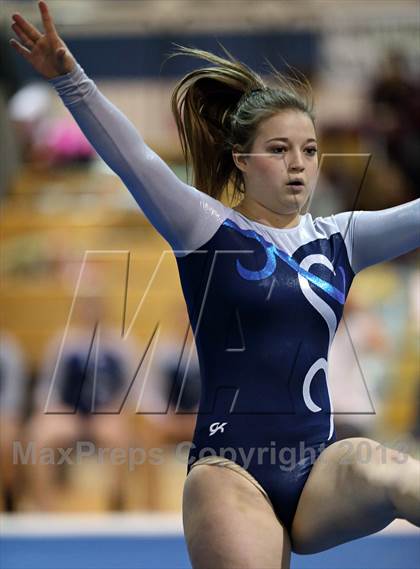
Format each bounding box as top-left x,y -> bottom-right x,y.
167,43 -> 315,205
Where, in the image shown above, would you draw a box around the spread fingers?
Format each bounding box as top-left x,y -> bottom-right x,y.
11,13 -> 42,43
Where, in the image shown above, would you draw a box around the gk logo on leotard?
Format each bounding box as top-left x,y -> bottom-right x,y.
209,422 -> 228,436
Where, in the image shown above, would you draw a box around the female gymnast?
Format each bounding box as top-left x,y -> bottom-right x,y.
10,2 -> 420,567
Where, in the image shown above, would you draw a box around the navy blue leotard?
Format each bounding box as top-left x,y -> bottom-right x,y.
49,63 -> 420,533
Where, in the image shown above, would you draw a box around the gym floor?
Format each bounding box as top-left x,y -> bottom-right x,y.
1,514 -> 419,569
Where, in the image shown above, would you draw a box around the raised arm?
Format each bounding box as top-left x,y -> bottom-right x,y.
46,63 -> 229,254
333,198 -> 420,274
10,1 -> 228,256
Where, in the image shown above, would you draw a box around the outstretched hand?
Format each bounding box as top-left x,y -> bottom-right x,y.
9,0 -> 76,79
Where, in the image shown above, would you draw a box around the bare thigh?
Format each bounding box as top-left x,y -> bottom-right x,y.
291,437 -> 403,554
183,464 -> 291,569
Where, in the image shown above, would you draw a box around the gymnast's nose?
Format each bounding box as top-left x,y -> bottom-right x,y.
287,150 -> 305,172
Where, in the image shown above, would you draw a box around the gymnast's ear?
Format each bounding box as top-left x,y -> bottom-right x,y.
232,144 -> 248,173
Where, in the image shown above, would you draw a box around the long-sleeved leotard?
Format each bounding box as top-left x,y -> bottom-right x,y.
49,63 -> 420,532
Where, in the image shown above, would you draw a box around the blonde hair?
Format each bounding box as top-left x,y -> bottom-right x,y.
167,43 -> 315,205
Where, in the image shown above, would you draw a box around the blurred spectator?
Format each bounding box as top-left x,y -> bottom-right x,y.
365,48 -> 420,202
137,304 -> 200,509
24,295 -> 139,511
8,82 -> 95,168
410,380 -> 420,443
328,294 -> 390,441
140,337 -> 200,438
405,269 -> 420,445
400,268 -> 420,446
0,331 -> 27,511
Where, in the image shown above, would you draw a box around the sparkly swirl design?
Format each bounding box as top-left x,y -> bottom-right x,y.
224,219 -> 345,305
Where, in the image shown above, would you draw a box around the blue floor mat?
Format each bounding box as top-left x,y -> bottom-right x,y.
1,534 -> 419,569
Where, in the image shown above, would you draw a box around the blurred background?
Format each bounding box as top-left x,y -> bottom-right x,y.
0,0 -> 419,548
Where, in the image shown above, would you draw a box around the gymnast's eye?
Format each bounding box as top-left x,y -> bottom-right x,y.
269,146 -> 318,156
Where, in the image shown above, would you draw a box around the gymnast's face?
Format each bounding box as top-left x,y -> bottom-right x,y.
233,109 -> 318,217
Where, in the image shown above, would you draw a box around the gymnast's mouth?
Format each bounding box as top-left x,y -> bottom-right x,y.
286,180 -> 305,189
287,179 -> 305,186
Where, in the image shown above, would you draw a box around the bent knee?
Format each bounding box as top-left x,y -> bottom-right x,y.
344,438 -> 407,492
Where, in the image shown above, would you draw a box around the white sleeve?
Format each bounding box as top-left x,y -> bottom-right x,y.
333,198 -> 420,274
47,63 -> 229,257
